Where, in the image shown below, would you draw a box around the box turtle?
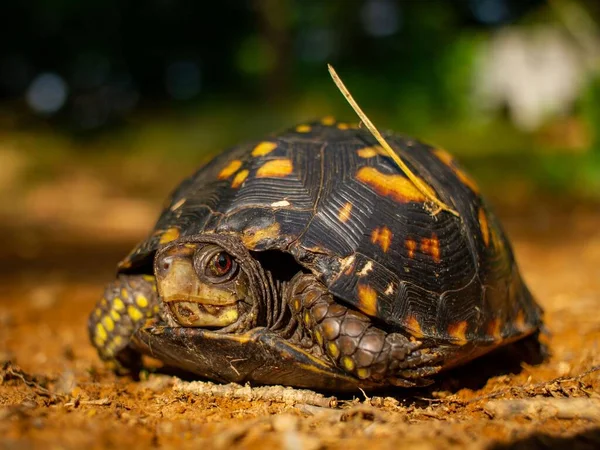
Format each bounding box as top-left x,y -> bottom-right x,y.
88,118 -> 542,391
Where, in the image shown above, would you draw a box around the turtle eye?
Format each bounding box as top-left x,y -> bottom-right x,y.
207,251 -> 236,279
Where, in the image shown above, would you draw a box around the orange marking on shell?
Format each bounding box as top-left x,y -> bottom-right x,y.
488,318 -> 503,341
405,238 -> 417,258
251,141 -> 277,157
218,160 -> 242,179
231,169 -> 249,188
296,124 -> 311,133
256,159 -> 293,178
321,116 -> 336,126
338,202 -> 353,223
356,167 -> 427,204
448,321 -> 468,345
406,315 -> 424,338
159,227 -> 180,244
478,207 -> 490,247
337,123 -> 350,130
371,226 -> 393,253
240,222 -> 281,249
433,148 -> 480,194
514,310 -> 528,332
356,146 -> 385,158
357,284 -> 378,316
420,234 -> 441,263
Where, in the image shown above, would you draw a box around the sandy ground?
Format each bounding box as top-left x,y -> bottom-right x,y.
1,192 -> 600,449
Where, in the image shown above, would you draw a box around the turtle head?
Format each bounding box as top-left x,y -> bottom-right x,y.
154,236 -> 261,330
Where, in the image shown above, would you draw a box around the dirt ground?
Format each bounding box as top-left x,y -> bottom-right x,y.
1,186 -> 600,449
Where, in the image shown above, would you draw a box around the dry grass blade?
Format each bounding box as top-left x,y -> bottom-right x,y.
327,64 -> 459,217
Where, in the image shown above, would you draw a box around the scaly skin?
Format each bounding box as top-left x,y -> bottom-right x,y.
285,274 -> 444,386
88,275 -> 159,373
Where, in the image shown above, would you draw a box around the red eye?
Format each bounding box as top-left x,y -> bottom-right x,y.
209,252 -> 233,277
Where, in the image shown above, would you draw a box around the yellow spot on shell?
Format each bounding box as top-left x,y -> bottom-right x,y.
356,146 -> 385,158
102,316 -> 115,332
110,310 -> 121,321
371,226 -> 393,253
113,298 -> 125,312
406,315 -> 424,338
136,294 -> 149,308
337,202 -> 353,223
337,123 -> 349,130
231,169 -> 249,188
341,356 -> 355,371
328,342 -> 340,358
256,159 -> 293,178
251,141 -> 277,157
488,318 -> 502,341
405,239 -> 417,258
321,116 -> 336,126
128,305 -> 144,322
296,124 -> 311,133
356,167 -> 428,204
95,323 -> 107,342
241,222 -> 281,249
478,208 -> 490,247
218,160 -> 243,179
433,149 -> 480,194
120,289 -> 129,300
357,284 -> 378,316
421,234 -> 441,263
448,321 -> 468,345
159,227 -> 180,244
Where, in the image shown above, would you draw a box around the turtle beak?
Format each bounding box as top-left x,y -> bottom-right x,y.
155,246 -> 240,328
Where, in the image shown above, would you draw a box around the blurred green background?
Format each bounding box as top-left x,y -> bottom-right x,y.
1,0 -> 599,240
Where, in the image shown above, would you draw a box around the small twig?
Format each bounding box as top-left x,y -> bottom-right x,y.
327,64 -> 459,217
174,379 -> 337,408
64,398 -> 111,408
485,397 -> 600,421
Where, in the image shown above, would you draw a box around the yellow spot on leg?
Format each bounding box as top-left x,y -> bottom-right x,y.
113,298 -> 125,312
112,336 -> 123,347
356,368 -> 370,379
341,356 -> 355,372
218,160 -> 243,179
296,124 -> 311,133
120,289 -> 129,300
448,321 -> 468,345
95,323 -> 107,342
136,294 -> 149,308
314,330 -> 324,346
478,208 -> 490,247
110,310 -> 121,321
357,284 -> 378,316
142,275 -> 155,283
321,116 -> 336,126
128,305 -> 144,322
159,227 -> 180,244
94,308 -> 102,318
328,342 -> 340,358
231,169 -> 249,188
102,316 -> 115,332
337,202 -> 353,223
256,159 -> 293,178
252,141 -> 277,157
356,167 -> 427,204
371,226 -> 393,252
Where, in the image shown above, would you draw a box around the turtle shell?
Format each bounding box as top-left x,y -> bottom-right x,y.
119,118 -> 542,347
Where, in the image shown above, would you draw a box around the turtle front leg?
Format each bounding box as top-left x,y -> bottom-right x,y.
88,275 -> 159,373
286,274 -> 444,387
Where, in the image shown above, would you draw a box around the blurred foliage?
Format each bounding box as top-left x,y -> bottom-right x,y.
1,0 -> 599,201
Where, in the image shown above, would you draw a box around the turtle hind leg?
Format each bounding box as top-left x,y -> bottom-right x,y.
88,274 -> 159,374
285,274 -> 445,387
